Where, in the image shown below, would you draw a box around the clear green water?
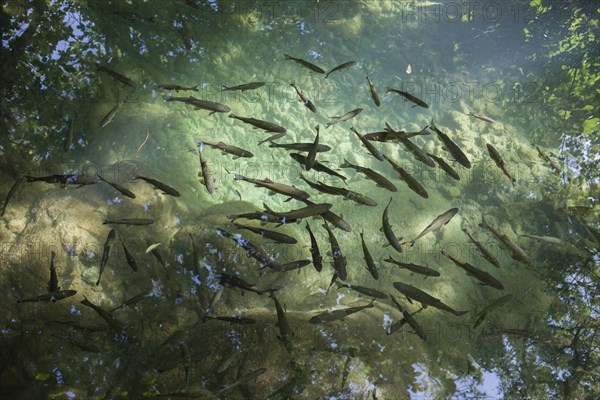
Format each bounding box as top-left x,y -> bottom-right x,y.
0,1 -> 598,399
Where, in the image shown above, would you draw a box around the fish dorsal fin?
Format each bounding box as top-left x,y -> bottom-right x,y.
263,178 -> 273,183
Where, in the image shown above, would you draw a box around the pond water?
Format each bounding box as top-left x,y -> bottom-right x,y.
0,1 -> 598,399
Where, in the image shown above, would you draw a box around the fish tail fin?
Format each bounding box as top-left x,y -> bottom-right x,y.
409,241 -> 416,247
325,122 -> 334,129
324,73 -> 330,79
479,217 -> 488,229
191,85 -> 198,91
102,220 -> 110,225
340,158 -> 350,169
228,113 -> 236,118
283,53 -> 291,60
233,174 -> 245,181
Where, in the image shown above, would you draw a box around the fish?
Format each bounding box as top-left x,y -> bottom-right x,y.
441,250 -> 505,290
383,155 -> 429,198
263,202 -> 332,222
194,139 -> 253,159
384,255 -> 441,277
386,123 -> 435,167
227,211 -> 282,224
99,96 -> 128,128
222,82 -> 265,91
322,220 -> 347,280
270,292 -> 293,352
97,228 -> 116,286
463,228 -> 501,268
218,272 -> 280,295
187,233 -> 200,276
185,0 -> 200,8
202,315 -> 257,325
283,53 -> 326,74
214,367 -> 267,396
64,117 -> 75,152
103,218 -> 155,226
360,230 -> 378,280
393,281 -> 468,316
479,217 -> 534,266
299,174 -> 377,207
218,229 -> 284,271
17,290 -> 77,303
350,127 -> 384,161
134,175 -> 181,196
326,108 -> 362,129
428,152 -> 461,181
113,11 -> 156,22
53,333 -> 100,353
206,287 -> 224,314
147,241 -> 168,279
97,65 -> 137,88
389,295 -> 427,341
180,341 -> 192,392
258,132 -> 286,145
98,175 -> 136,198
47,251 -> 60,292
405,208 -> 459,246
300,199 -> 352,232
289,153 -> 347,182
0,176 -> 24,217
536,145 -> 562,175
269,142 -> 331,153
366,75 -> 381,107
326,272 -> 339,295
325,60 -> 356,78
228,113 -> 286,133
80,296 -> 138,343
473,294 -> 513,329
519,234 -> 564,245
109,288 -> 151,312
197,143 -> 215,194
180,16 -> 192,50
120,239 -> 138,272
145,242 -> 161,253
336,282 -> 387,299
290,83 -> 316,113
486,143 -> 516,185
341,356 -> 352,391
305,222 -> 323,272
234,174 -> 309,201
364,125 -> 430,142
339,159 -> 396,192
382,198 -> 403,253
305,125 -> 320,171
165,96 -> 231,114
264,369 -> 313,400
386,88 -> 429,108
157,83 -> 198,91
309,300 -> 375,323
429,120 -> 471,168
232,222 -> 298,244
468,112 -> 495,123
25,174 -> 101,186
216,351 -> 241,375
260,259 -> 312,273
